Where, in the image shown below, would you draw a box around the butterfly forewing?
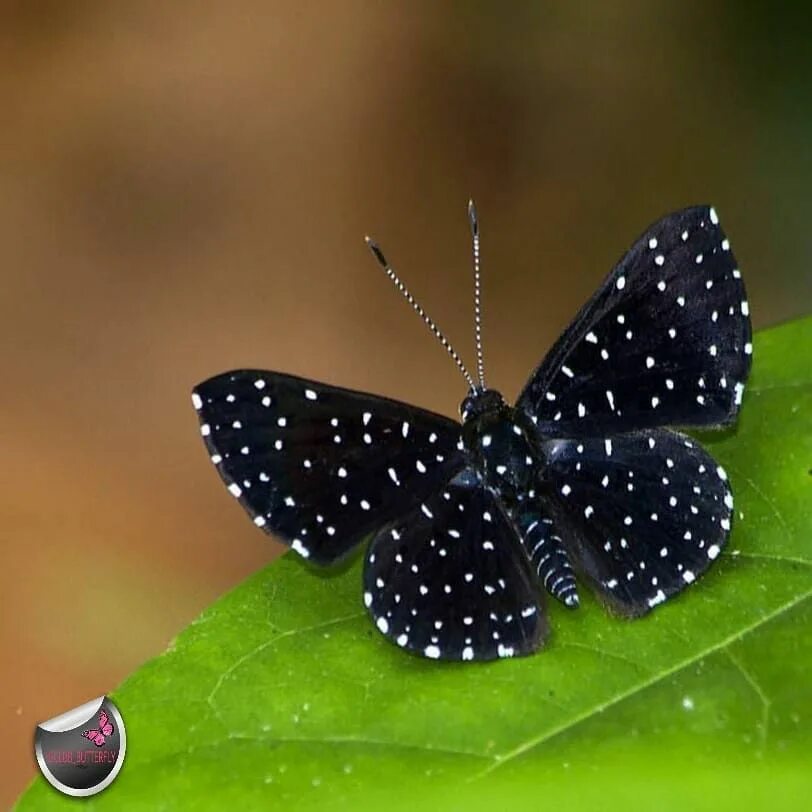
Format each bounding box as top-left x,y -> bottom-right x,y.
193,370 -> 465,565
363,469 -> 546,661
518,206 -> 752,435
98,712 -> 113,736
539,429 -> 733,616
82,711 -> 113,747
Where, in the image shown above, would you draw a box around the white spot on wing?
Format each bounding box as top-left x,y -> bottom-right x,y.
291,539 -> 310,559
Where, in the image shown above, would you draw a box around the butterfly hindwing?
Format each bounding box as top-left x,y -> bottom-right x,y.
363,468 -> 547,661
539,429 -> 733,616
518,206 -> 752,434
193,370 -> 466,565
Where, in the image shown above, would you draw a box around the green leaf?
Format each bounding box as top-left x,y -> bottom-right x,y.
18,318 -> 812,812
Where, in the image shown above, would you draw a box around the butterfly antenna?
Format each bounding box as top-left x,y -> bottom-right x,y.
365,236 -> 477,390
468,199 -> 486,389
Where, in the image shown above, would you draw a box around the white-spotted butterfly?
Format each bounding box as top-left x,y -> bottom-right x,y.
193,203 -> 751,662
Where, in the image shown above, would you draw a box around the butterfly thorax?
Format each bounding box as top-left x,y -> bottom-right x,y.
460,389 -> 539,508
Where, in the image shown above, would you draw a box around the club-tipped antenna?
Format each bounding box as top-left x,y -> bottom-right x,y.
468,199 -> 486,388
365,236 -> 477,390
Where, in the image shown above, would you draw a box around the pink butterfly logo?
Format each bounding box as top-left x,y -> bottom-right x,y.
82,710 -> 114,747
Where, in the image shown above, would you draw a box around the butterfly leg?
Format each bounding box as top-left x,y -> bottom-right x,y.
515,510 -> 580,608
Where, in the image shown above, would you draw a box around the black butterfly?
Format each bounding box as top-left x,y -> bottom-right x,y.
192,203 -> 751,662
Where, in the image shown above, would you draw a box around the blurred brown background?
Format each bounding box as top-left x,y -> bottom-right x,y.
2,1 -> 811,804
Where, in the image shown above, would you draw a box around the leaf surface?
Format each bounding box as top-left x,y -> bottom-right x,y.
18,318 -> 812,811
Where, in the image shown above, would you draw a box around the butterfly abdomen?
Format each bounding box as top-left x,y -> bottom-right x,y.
514,510 -> 579,608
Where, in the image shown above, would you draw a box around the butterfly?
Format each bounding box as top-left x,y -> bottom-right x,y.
82,710 -> 114,747
192,203 -> 752,662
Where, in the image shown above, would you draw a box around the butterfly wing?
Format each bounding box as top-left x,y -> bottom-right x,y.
518,206 -> 752,434
98,711 -> 113,737
363,468 -> 546,661
538,430 -> 733,616
193,370 -> 466,565
82,729 -> 105,747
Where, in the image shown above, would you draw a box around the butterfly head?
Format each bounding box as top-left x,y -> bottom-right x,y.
460,388 -> 506,423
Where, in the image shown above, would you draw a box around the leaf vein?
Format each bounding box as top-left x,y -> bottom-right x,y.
474,589 -> 810,778
722,647 -> 770,755
206,612 -> 365,710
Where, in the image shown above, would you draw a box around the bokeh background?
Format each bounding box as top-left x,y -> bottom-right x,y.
2,1 -> 811,804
